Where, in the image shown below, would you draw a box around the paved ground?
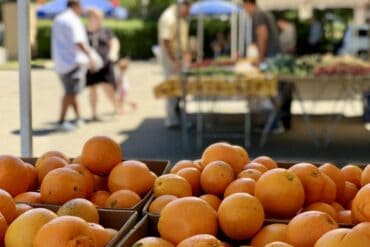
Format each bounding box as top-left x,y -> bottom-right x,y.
0,61 -> 370,164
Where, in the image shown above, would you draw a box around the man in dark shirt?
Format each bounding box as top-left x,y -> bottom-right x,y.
243,0 -> 281,62
243,0 -> 292,132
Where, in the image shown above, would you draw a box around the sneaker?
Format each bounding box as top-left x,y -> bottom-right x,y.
74,118 -> 85,128
57,122 -> 75,132
164,119 -> 180,129
272,125 -> 286,135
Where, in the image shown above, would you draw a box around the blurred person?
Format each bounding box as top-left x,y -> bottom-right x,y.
158,0 -> 192,128
277,18 -> 296,54
116,58 -> 136,112
52,0 -> 93,131
243,0 -> 292,133
243,0 -> 281,63
211,32 -> 231,58
308,16 -> 323,53
86,8 -> 120,121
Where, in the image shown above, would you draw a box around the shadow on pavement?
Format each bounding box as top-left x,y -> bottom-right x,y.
119,114 -> 370,164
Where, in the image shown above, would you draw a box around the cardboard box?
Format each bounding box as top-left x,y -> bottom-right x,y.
21,158 -> 170,212
28,203 -> 138,247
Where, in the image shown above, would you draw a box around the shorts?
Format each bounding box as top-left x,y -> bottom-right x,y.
59,66 -> 87,95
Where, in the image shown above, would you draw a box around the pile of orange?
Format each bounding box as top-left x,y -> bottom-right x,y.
139,142 -> 370,246
0,136 -> 159,210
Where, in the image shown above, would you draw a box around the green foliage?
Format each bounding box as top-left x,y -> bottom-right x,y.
36,19 -> 158,59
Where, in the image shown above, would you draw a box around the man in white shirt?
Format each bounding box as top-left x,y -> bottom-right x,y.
52,0 -> 93,131
158,0 -> 192,128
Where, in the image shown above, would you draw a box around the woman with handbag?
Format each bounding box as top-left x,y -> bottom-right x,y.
86,8 -> 120,121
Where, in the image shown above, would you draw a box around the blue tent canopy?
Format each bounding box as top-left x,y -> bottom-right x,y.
37,0 -> 127,19
190,0 -> 238,16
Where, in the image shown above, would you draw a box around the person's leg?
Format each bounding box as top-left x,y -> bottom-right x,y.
89,85 -> 98,119
102,83 -> 119,113
71,94 -> 81,120
165,97 -> 180,127
59,94 -> 70,123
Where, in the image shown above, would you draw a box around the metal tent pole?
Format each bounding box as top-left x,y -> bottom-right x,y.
17,0 -> 33,156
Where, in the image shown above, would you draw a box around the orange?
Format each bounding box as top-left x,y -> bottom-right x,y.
176,168 -> 202,196
265,242 -> 294,247
201,142 -> 249,174
90,191 -> 110,208
89,223 -> 117,247
132,237 -> 175,247
200,161 -> 235,196
337,210 -> 353,224
243,162 -> 268,174
223,178 -> 255,197
289,163 -> 326,204
352,222 -> 370,239
35,151 -> 69,165
108,160 -> 156,197
81,136 -> 122,175
361,165 -> 370,187
252,156 -> 278,170
0,155 -> 29,197
218,193 -> 264,240
251,224 -> 288,247
105,189 -> 141,209
71,155 -> 82,164
237,169 -> 262,181
331,202 -> 345,212
57,198 -> 99,224
5,208 -> 57,247
24,163 -> 38,191
321,173 -> 337,203
33,216 -> 96,247
0,212 -> 7,246
40,167 -> 87,205
233,145 -> 250,167
199,194 -> 222,211
154,174 -> 192,198
341,164 -> 362,188
14,192 -> 42,204
170,160 -> 201,173
352,184 -> 370,223
304,202 -> 338,221
338,181 -> 358,208
255,168 -> 305,218
158,197 -> 218,244
0,189 -> 16,224
177,234 -> 222,247
319,163 -> 345,200
35,156 -> 68,184
93,175 -> 108,191
15,203 -> 33,217
286,211 -> 338,247
148,195 -> 178,214
314,228 -> 370,247
68,164 -> 95,197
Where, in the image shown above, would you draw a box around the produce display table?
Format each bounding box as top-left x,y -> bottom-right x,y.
277,75 -> 370,147
154,72 -> 278,149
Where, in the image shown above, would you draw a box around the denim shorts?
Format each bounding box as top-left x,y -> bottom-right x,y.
59,66 -> 87,95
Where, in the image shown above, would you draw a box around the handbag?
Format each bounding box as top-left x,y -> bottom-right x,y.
89,48 -> 104,72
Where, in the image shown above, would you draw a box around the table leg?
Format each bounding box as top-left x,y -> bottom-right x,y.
245,98 -> 251,148
293,86 -> 321,147
196,99 -> 203,149
259,100 -> 278,148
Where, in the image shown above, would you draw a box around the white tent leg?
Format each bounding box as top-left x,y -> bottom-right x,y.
231,11 -> 238,59
17,0 -> 33,156
197,14 -> 204,62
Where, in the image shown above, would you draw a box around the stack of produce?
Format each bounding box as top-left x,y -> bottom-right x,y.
264,54 -> 321,77
7,136 -> 158,210
134,142 -> 370,246
0,135 -> 161,246
314,55 -> 370,77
